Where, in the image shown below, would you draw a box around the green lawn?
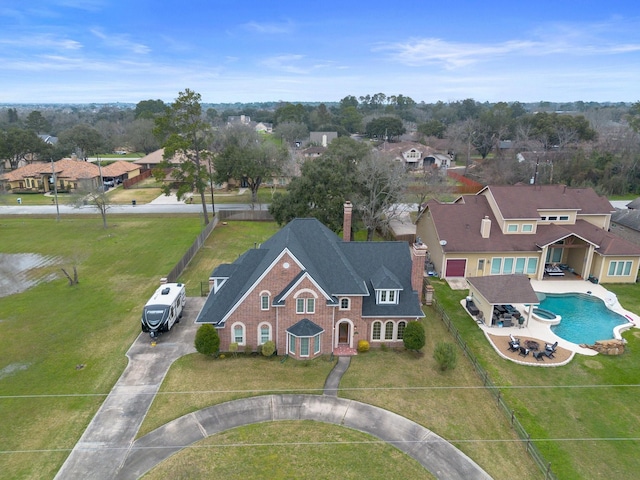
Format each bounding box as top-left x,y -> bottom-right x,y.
0,215 -> 204,480
429,278 -> 640,479
3,218 -> 640,479
143,421 -> 435,479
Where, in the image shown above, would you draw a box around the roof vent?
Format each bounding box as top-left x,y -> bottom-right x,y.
161,287 -> 170,295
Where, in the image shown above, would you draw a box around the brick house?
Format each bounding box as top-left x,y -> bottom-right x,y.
195,203 -> 426,359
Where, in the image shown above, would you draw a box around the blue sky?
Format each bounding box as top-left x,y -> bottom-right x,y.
1,0 -> 639,104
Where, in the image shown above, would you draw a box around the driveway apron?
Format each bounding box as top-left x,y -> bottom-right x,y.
54,297 -> 204,480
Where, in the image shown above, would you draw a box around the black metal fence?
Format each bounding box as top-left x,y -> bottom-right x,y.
433,299 -> 558,480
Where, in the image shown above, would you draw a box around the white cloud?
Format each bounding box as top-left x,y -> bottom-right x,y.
90,28 -> 151,55
260,54 -> 308,74
242,20 -> 293,34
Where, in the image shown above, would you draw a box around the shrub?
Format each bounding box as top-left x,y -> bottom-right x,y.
261,340 -> 276,357
403,321 -> 425,352
357,340 -> 370,352
244,344 -> 254,355
433,342 -> 458,371
229,342 -> 238,357
194,324 -> 220,356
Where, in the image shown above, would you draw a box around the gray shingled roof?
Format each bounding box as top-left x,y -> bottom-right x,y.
612,209 -> 640,233
196,218 -> 424,325
287,318 -> 324,337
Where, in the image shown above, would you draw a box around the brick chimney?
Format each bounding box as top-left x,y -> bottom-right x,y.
411,239 -> 428,302
343,201 -> 353,242
480,216 -> 491,239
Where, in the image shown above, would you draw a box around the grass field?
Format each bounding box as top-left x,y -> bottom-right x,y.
142,421 -> 436,479
429,277 -> 640,479
0,215 -> 204,479
2,217 -> 640,479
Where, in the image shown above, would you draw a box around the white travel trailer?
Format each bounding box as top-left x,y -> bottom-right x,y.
141,283 -> 186,338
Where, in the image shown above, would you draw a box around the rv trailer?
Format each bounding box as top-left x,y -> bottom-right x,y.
141,283 -> 186,338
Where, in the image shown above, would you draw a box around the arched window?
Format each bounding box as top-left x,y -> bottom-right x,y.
384,321 -> 394,340
260,293 -> 270,310
372,321 -> 382,341
258,323 -> 271,345
397,321 -> 406,340
232,323 -> 245,345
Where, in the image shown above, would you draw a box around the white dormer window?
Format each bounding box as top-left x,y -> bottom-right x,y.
376,289 -> 399,305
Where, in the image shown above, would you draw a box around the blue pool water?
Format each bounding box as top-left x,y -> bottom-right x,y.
539,293 -> 628,344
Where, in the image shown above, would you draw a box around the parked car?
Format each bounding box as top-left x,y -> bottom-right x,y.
103,180 -> 115,187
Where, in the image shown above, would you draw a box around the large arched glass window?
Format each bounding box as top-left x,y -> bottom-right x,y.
384,321 -> 394,340
372,321 -> 382,341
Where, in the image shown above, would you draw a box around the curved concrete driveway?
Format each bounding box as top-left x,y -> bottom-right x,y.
115,394 -> 491,480
56,296 -> 491,480
54,297 -> 205,480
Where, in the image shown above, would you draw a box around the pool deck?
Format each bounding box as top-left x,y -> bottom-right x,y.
461,279 -> 640,366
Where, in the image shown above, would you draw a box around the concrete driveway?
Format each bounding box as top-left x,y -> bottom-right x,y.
56,295 -> 491,480
54,297 -> 205,480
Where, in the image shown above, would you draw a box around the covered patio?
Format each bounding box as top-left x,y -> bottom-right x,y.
461,274 -> 583,366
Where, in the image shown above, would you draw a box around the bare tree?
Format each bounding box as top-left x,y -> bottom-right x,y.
354,152 -> 407,241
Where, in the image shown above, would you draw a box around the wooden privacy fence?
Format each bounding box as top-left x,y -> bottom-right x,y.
165,216 -> 218,283
447,170 -> 484,194
432,299 -> 558,480
123,169 -> 152,189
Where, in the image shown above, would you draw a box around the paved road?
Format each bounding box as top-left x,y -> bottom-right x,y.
53,297 -> 205,480
0,202 -> 266,216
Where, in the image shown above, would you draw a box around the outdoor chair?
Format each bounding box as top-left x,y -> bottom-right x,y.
518,346 -> 530,357
545,341 -> 558,353
508,341 -> 520,352
533,351 -> 545,361
543,349 -> 555,359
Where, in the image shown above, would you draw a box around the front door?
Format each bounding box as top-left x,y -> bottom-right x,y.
338,322 -> 349,344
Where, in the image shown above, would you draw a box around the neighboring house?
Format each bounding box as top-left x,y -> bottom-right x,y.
424,153 -> 452,169
100,161 -> 141,184
227,115 -> 251,126
133,149 -> 181,171
301,146 -> 326,158
309,131 -> 337,147
626,197 -> 640,210
254,122 -> 273,134
196,204 -> 427,359
1,158 -> 139,193
611,209 -> 640,246
415,184 -> 640,284
38,134 -> 58,145
378,141 -> 451,170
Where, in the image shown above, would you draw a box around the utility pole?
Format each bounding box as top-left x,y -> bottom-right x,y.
50,158 -> 60,221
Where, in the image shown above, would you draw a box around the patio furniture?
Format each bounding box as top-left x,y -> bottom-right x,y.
502,316 -> 513,327
508,341 -> 520,352
545,341 -> 558,353
544,349 -> 555,359
533,351 -> 545,361
466,299 -> 480,316
518,346 -> 530,357
545,264 -> 565,276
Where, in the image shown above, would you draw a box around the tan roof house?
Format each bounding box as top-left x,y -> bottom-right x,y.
1,158 -> 141,193
415,184 -> 640,284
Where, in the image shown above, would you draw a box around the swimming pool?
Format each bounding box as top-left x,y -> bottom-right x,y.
538,293 -> 629,344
